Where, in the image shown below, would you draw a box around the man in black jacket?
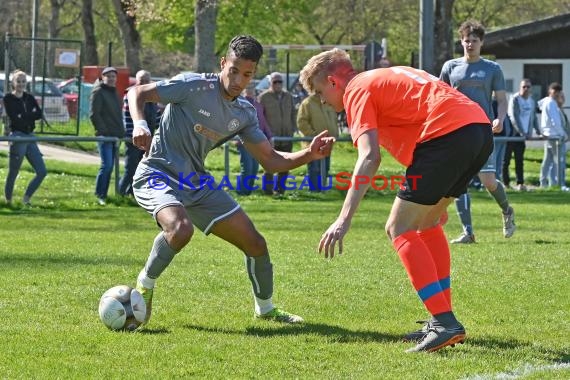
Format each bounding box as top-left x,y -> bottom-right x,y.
90,66 -> 124,205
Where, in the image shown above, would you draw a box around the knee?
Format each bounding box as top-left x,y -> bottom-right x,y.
36,167 -> 47,179
164,219 -> 194,250
101,164 -> 113,175
385,221 -> 395,242
481,175 -> 497,190
245,233 -> 268,256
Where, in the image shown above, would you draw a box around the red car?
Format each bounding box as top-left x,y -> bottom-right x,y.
57,78 -> 81,118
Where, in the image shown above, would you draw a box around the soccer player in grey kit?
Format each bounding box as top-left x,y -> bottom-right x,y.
439,20 -> 516,244
127,35 -> 334,325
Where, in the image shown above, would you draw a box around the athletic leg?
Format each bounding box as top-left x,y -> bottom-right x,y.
452,193 -> 474,242
23,142 -> 47,202
136,205 -> 193,323
480,172 -> 509,212
210,210 -> 303,323
387,197 -> 465,351
387,197 -> 455,318
480,171 -> 516,238
5,141 -> 27,202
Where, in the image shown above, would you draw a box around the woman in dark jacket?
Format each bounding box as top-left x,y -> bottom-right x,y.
3,70 -> 47,206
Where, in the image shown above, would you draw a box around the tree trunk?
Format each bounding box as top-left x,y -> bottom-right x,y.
81,0 -> 98,66
194,0 -> 218,73
433,0 -> 455,75
111,0 -> 141,74
48,0 -> 62,39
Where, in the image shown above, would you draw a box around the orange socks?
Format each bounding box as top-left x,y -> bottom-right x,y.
393,230 -> 451,316
417,224 -> 451,307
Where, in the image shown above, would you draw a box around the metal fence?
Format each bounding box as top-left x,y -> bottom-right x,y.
0,135 -> 567,196
224,135 -> 567,189
3,34 -> 83,135
0,135 -> 122,194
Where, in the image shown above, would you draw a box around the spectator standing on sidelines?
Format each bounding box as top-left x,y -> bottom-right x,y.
3,70 -> 47,206
300,48 -> 493,352
439,20 -> 515,244
259,72 -> 297,195
119,70 -> 159,196
90,66 -> 124,205
127,35 -> 334,326
297,93 -> 339,191
538,83 -> 568,189
291,82 -> 308,110
236,83 -> 272,195
505,79 -> 540,191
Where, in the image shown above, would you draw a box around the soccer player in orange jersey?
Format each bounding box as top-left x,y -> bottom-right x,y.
300,49 -> 493,352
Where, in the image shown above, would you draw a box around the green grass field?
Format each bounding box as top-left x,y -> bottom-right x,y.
0,144 -> 568,379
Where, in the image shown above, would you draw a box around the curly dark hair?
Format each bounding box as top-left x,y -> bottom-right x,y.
226,35 -> 263,64
458,20 -> 485,40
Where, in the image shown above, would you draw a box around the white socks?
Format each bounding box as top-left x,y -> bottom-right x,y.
254,296 -> 274,315
137,269 -> 156,289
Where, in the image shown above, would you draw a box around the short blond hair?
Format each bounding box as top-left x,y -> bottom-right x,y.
10,70 -> 27,86
300,48 -> 352,93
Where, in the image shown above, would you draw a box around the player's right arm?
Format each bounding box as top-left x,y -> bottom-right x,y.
127,83 -> 160,153
438,61 -> 451,85
318,129 -> 381,258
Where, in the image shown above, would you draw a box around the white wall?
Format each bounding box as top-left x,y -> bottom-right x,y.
497,58 -> 570,118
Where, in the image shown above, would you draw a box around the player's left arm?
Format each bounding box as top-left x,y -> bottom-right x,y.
493,89 -> 508,134
245,130 -> 334,173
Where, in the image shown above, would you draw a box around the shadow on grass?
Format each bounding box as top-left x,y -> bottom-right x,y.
138,327 -> 171,335
183,322 -> 400,344
0,196 -> 140,213
184,323 -> 570,361
444,336 -> 569,362
533,239 -> 558,244
0,252 -> 141,267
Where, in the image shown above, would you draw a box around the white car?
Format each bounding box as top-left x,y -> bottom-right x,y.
0,72 -> 70,124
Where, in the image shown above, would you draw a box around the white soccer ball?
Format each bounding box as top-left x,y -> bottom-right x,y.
98,285 -> 146,331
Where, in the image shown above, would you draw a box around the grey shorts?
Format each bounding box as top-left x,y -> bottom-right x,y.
132,166 -> 240,235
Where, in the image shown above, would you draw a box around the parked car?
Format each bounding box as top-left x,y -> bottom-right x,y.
0,73 -> 70,124
57,77 -> 82,118
255,72 -> 299,95
57,77 -> 95,120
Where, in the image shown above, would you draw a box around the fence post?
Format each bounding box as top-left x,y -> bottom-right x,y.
224,143 -> 230,179
3,33 -> 10,135
320,158 -> 326,190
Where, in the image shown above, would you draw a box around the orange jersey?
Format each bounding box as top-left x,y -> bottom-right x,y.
344,66 -> 490,166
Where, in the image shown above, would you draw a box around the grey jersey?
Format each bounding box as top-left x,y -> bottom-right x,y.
139,73 -> 267,182
439,58 -> 505,122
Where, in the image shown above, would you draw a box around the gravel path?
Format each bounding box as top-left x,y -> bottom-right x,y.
0,141 -> 118,165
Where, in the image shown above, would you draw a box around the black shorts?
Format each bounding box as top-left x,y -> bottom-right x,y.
397,123 -> 493,205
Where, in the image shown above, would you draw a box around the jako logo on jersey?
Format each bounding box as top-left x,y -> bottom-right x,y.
199,109 -> 211,117
470,70 -> 487,79
227,119 -> 239,132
